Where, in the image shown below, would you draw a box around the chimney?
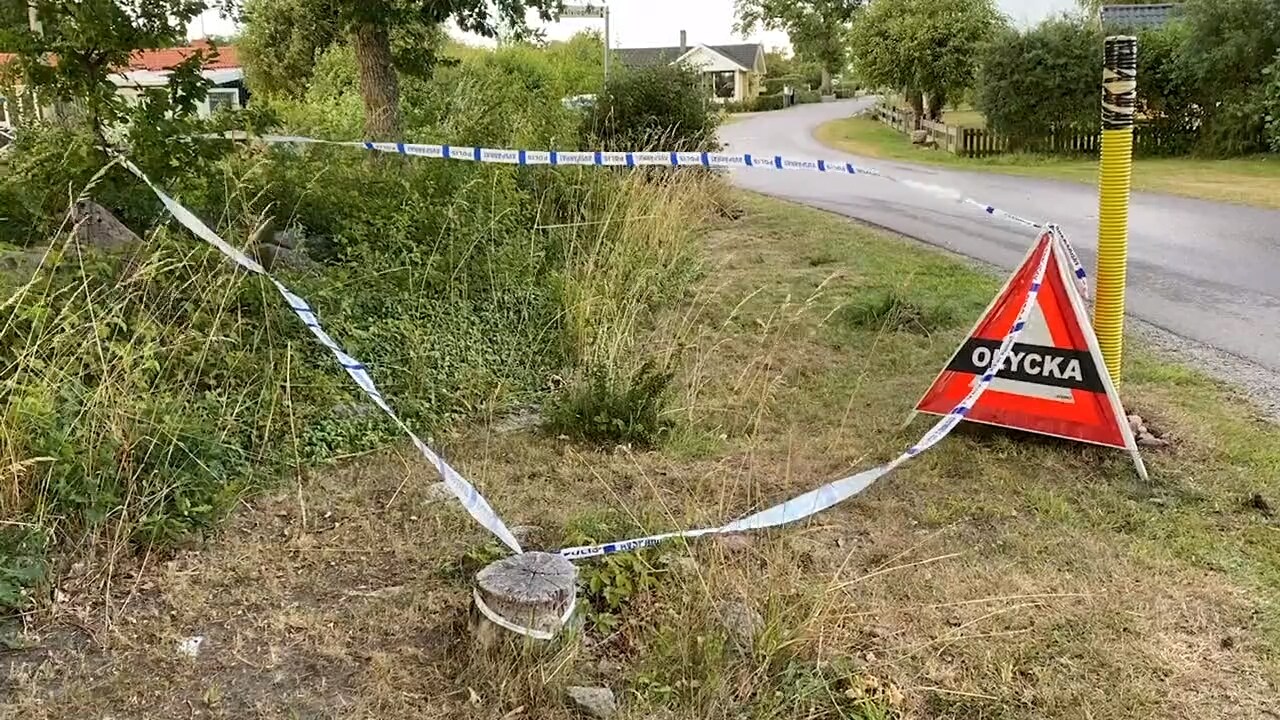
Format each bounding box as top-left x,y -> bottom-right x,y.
679,30 -> 687,54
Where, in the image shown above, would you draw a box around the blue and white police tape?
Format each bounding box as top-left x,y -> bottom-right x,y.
214,132 -> 1045,232
556,230 -> 1056,560
116,156 -> 527,555
1050,224 -> 1090,299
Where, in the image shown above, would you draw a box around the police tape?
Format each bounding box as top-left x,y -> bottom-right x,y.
214,131 -> 1046,232
114,155 -> 527,555
120,135 -> 1076,563
555,230 -> 1055,560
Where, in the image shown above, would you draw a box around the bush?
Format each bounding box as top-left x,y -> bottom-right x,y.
977,18 -> 1101,151
1266,53 -> 1280,151
794,89 -> 822,104
581,63 -> 719,151
752,93 -> 786,111
547,361 -> 675,447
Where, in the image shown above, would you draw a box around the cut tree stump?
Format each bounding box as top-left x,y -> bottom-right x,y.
471,551 -> 577,652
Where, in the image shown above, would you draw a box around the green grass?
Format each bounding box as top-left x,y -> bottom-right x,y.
6,192 -> 1278,719
815,116 -> 1280,209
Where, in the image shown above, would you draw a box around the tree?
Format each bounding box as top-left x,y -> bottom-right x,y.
734,0 -> 861,94
1179,0 -> 1280,154
235,0 -> 560,139
850,0 -> 1004,121
0,0 -> 207,134
976,17 -> 1101,149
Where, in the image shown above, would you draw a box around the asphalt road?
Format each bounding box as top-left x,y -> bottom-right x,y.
721,98 -> 1280,382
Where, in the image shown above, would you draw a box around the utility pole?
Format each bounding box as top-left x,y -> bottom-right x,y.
603,5 -> 610,81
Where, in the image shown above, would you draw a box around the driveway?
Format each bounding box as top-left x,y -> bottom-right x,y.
721,99 -> 1280,390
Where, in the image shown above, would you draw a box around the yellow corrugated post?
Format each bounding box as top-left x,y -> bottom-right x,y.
1095,36 -> 1138,383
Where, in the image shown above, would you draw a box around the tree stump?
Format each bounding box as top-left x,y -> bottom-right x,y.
471,551 -> 577,652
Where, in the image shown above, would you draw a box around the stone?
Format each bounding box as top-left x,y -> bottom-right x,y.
1137,432 -> 1170,448
71,200 -> 142,251
565,686 -> 617,719
1248,493 -> 1273,517
716,600 -> 764,652
910,130 -> 930,145
510,525 -> 544,548
422,482 -> 454,504
714,534 -> 753,554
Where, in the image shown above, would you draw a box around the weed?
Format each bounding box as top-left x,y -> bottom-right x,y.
0,527 -> 47,613
547,360 -> 676,447
840,287 -> 961,335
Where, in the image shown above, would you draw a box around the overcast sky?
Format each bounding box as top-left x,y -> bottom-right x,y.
189,0 -> 1081,49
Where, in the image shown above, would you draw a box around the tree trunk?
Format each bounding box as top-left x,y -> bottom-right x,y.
352,21 -> 401,140
927,91 -> 947,122
906,89 -> 924,129
820,67 -> 832,95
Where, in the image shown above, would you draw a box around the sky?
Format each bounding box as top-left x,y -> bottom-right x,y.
189,0 -> 1080,49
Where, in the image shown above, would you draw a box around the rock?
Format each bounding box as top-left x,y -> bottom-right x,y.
72,200 -> 142,251
423,482 -> 454,504
593,658 -> 621,677
716,600 -> 764,652
1127,414 -> 1144,434
1248,493 -> 1273,517
714,534 -> 753,554
910,130 -> 930,145
565,686 -> 617,719
492,407 -> 541,434
255,243 -> 314,273
510,525 -> 544,548
176,635 -> 204,658
669,556 -> 700,579
1137,432 -> 1170,448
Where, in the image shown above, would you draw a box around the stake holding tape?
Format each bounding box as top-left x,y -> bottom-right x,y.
1095,35 -> 1137,384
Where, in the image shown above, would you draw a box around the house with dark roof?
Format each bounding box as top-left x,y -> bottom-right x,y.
1099,3 -> 1182,29
615,31 -> 767,103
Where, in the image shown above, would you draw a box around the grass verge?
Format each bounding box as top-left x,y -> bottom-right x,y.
814,116 -> 1280,209
3,192 -> 1277,719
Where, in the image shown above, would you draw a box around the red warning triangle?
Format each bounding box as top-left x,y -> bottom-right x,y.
916,232 -> 1142,457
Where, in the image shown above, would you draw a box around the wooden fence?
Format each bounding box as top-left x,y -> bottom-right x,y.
871,103 -> 1197,158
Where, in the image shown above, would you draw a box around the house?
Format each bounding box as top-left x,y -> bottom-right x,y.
111,39 -> 248,116
1099,3 -> 1182,29
0,39 -> 246,128
615,31 -> 766,103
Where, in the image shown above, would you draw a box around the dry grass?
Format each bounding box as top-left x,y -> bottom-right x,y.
3,193 -> 1278,719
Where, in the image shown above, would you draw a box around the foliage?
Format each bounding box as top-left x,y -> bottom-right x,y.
238,0 -> 454,99
1266,53 -> 1280,151
1135,21 -> 1200,154
763,49 -> 823,94
840,287 -> 961,334
734,0 -> 861,91
563,516 -> 670,634
234,0 -> 563,137
0,528 -> 47,613
851,0 -> 1004,119
547,361 -> 675,448
1179,0 -> 1280,155
976,17 -> 1101,150
0,0 -> 206,135
581,63 -> 720,151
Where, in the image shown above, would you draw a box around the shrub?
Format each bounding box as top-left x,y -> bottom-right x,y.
976,18 -> 1101,151
581,63 -> 720,151
840,287 -> 961,335
752,93 -> 786,111
1266,53 -> 1280,151
547,361 -> 675,447
794,89 -> 822,104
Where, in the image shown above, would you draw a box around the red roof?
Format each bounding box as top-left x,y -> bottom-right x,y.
127,39 -> 240,71
0,41 -> 239,72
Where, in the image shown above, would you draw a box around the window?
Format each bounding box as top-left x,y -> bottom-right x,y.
712,71 -> 735,99
207,88 -> 239,114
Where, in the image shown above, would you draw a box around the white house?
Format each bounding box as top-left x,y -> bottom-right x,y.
616,32 -> 767,103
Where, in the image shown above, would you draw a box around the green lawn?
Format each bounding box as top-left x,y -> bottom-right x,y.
815,116 -> 1280,209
